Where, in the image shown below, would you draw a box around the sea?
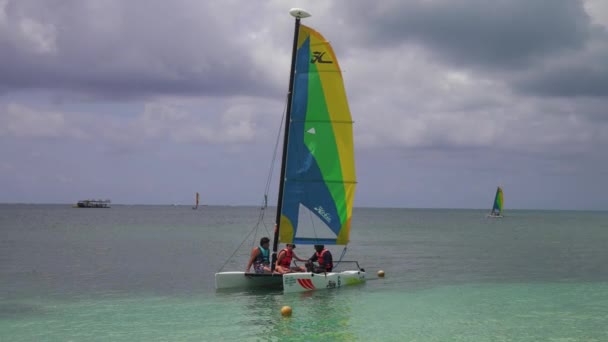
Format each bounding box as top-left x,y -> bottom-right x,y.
1,204 -> 607,341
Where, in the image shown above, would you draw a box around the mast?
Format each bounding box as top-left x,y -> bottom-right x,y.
271,8 -> 311,272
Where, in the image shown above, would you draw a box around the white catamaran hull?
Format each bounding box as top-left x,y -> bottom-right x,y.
283,271 -> 365,293
215,271 -> 366,293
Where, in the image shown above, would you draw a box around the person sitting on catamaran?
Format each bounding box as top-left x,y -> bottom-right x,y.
306,245 -> 333,273
276,244 -> 307,274
246,237 -> 272,274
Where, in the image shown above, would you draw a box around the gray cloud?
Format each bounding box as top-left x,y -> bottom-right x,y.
514,28 -> 608,97
517,62 -> 608,97
0,0 -> 279,99
339,0 -> 591,68
332,0 -> 608,99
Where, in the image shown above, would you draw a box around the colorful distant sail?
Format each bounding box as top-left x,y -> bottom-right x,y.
279,25 -> 356,246
490,187 -> 504,217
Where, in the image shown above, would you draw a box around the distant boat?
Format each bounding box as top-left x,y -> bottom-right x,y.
192,192 -> 200,210
215,8 -> 365,293
487,187 -> 504,218
75,199 -> 111,208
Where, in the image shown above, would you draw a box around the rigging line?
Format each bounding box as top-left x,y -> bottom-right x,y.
333,246 -> 348,270
218,96 -> 288,273
265,93 -> 288,198
216,222 -> 262,272
257,92 -> 289,225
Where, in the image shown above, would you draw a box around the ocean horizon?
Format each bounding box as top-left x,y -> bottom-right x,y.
2,202 -> 606,212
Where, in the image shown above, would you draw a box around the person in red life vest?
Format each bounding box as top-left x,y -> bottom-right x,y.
275,243 -> 307,274
305,245 -> 334,273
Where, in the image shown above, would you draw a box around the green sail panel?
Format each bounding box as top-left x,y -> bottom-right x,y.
279,25 -> 356,246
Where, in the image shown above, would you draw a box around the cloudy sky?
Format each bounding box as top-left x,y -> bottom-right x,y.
1,0 -> 607,210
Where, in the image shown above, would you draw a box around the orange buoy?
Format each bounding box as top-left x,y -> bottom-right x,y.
281,306 -> 292,317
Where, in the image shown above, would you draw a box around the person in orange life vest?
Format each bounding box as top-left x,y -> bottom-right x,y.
305,245 -> 333,273
275,243 -> 307,274
246,237 -> 272,274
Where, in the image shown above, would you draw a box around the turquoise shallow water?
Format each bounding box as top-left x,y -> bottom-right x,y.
1,205 -> 607,341
2,283 -> 607,341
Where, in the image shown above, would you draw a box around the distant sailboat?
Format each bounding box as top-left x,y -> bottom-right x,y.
192,192 -> 200,210
487,186 -> 504,218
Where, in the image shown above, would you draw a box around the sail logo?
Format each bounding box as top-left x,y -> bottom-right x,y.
311,51 -> 332,64
314,205 -> 332,223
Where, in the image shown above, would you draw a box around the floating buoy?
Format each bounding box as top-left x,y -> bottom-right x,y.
281,306 -> 292,317
377,270 -> 385,278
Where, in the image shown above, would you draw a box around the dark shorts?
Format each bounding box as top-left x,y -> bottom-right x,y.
253,262 -> 269,273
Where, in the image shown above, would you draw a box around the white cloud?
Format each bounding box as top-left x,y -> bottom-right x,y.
18,17 -> 57,54
0,0 -> 7,25
134,100 -> 258,144
1,103 -> 70,137
0,98 -> 269,147
585,0 -> 608,27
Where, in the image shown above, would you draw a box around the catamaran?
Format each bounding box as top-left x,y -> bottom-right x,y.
215,8 -> 365,293
487,186 -> 504,218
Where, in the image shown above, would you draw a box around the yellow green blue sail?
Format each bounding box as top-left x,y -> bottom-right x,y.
490,186 -> 504,216
279,24 -> 356,246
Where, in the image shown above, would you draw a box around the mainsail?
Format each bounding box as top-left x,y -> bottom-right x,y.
278,25 -> 356,246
